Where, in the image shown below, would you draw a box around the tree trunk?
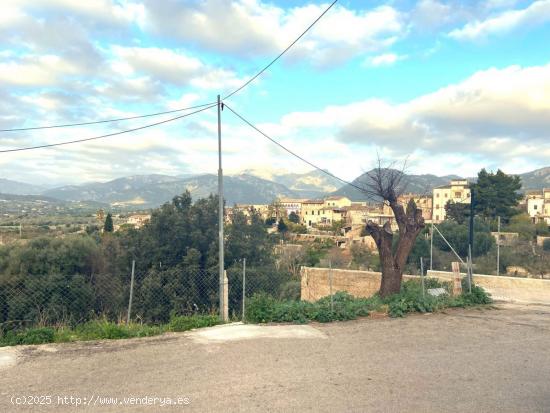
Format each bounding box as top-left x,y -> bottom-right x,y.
379,264 -> 402,297
366,200 -> 425,298
366,220 -> 403,297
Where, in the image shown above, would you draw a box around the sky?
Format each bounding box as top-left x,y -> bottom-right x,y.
0,0 -> 549,186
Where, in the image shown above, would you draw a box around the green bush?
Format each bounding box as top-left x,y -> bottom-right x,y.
0,327 -> 55,346
279,280 -> 301,300
245,281 -> 493,323
386,278 -> 492,317
242,279 -> 492,321
543,239 -> 550,252
75,320 -> 133,340
0,315 -> 223,347
167,314 -> 220,332
245,291 -> 381,324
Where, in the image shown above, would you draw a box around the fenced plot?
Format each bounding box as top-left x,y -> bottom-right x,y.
0,261 -> 298,333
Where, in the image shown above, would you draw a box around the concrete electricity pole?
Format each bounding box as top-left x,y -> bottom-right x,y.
217,95 -> 226,321
497,216 -> 501,277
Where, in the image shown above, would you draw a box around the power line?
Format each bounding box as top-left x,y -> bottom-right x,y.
2,0 -> 337,132
223,103 -> 365,193
0,101 -> 216,132
222,0 -> 338,100
0,103 -> 217,153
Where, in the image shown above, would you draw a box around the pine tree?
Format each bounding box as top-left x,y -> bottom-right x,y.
473,169 -> 522,221
104,213 -> 114,233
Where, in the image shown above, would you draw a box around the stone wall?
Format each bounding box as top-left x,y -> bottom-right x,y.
427,270 -> 550,305
300,267 -> 417,302
300,267 -> 550,305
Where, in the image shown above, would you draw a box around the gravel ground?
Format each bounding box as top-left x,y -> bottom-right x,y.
1,303 -> 549,413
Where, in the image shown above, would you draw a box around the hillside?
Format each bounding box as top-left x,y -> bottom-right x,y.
1,166 -> 548,208
519,167 -> 550,190
331,170 -> 463,201
0,179 -> 44,195
0,193 -> 109,221
42,173 -> 304,207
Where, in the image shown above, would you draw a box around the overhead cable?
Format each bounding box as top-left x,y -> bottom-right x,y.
0,103 -> 217,153
223,103 -> 365,193
222,0 -> 338,100
0,101 -> 216,132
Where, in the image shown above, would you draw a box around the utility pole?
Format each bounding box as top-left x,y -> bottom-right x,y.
430,222 -> 434,270
242,258 -> 246,320
217,94 -> 226,322
468,186 -> 475,291
420,257 -> 425,298
497,216 -> 501,277
127,259 -> 135,325
468,187 -> 475,257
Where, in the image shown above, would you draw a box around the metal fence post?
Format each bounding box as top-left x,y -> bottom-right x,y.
430,222 -> 433,270
127,259 -> 135,325
420,257 -> 425,298
242,258 -> 246,321
329,259 -> 333,312
468,245 -> 474,293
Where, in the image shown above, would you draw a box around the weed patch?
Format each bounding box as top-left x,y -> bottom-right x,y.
245,279 -> 491,323
0,314 -> 222,347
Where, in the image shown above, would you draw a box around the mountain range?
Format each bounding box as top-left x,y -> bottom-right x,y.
39,173 -> 331,208
1,167 -> 548,209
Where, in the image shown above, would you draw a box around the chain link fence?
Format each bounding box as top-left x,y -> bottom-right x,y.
0,261 -> 299,333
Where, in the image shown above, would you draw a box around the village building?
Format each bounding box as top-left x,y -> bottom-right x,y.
300,199 -> 325,227
227,204 -> 270,223
398,193 -> 433,222
323,196 -> 352,208
432,180 -> 471,223
278,198 -> 308,216
527,189 -> 550,225
127,214 -> 151,229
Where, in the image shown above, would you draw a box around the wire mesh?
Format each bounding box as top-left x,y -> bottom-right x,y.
0,262 -> 299,332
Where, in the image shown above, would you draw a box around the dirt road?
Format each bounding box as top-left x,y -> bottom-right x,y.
1,303 -> 549,412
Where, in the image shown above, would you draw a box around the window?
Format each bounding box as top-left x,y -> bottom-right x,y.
435,204 -> 439,209
444,193 -> 448,198
455,192 -> 461,198
436,215 -> 439,221
534,205 -> 538,210
436,193 -> 439,198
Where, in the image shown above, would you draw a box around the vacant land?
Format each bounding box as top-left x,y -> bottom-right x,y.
1,303 -> 549,412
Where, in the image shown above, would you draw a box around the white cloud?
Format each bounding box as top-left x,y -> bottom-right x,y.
0,55 -> 81,86
8,0 -> 143,27
267,63 -> 550,169
363,53 -> 407,67
140,1 -> 404,66
411,0 -> 453,30
109,46 -> 247,91
111,46 -> 203,85
449,0 -> 550,40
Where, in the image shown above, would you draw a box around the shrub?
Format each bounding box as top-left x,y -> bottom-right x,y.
279,280 -> 301,300
245,291 -> 380,324
384,278 -> 491,318
167,314 -> 220,332
0,327 -> 55,346
75,320 -> 132,340
244,293 -> 277,323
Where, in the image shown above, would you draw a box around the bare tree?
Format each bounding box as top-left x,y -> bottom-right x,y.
358,159 -> 425,297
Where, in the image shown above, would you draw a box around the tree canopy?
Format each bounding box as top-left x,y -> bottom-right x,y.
103,213 -> 114,232
473,169 -> 521,221
444,201 -> 469,224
